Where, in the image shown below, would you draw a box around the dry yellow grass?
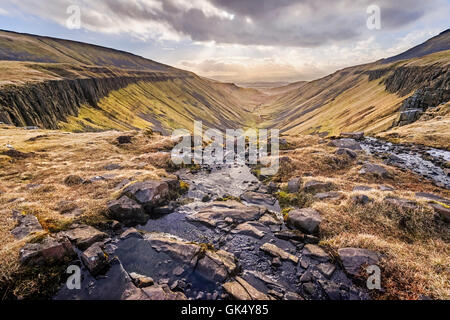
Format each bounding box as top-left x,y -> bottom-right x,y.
0,125 -> 177,298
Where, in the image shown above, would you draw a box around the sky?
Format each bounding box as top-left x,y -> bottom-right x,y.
0,0 -> 449,83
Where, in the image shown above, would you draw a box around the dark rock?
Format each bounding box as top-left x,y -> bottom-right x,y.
353,185 -> 373,191
120,227 -> 143,240
317,263 -> 336,279
287,208 -> 322,234
359,163 -> 391,179
122,181 -> 169,212
11,211 -> 43,239
107,195 -> 148,226
287,177 -> 302,193
61,225 -> 107,250
303,180 -> 334,194
379,185 -> 395,191
351,194 -> 372,205
81,242 -> 109,275
430,203 -> 450,222
338,247 -> 380,277
328,138 -> 362,150
314,191 -> 342,200
117,136 -> 133,144
299,271 -> 313,283
103,163 -> 122,171
19,235 -> 75,266
64,175 -> 84,186
303,244 -> 329,262
274,229 -> 305,242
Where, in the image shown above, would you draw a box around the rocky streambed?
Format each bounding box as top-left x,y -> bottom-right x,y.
53,163 -> 372,300
360,138 -> 450,189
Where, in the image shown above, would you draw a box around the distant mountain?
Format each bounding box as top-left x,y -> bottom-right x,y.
383,29 -> 450,63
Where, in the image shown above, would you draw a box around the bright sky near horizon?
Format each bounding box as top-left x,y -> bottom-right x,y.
0,0 -> 449,83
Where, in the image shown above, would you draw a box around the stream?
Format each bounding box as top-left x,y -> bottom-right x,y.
55,162 -> 369,300
360,138 -> 450,189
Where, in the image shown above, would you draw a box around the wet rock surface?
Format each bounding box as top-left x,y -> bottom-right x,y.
54,164 -> 371,300
361,137 -> 450,189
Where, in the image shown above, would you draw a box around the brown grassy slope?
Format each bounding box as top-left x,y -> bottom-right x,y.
0,125 -> 178,298
273,136 -> 450,299
259,50 -> 450,142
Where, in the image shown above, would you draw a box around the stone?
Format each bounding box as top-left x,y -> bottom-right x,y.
259,213 -> 282,226
81,242 -> 108,275
187,201 -> 263,227
62,225 -> 107,250
303,244 -> 329,262
117,136 -> 133,144
299,271 -> 313,283
196,249 -> 238,282
231,222 -> 265,239
353,185 -> 373,191
319,280 -> 342,300
274,229 -> 305,242
288,177 -> 302,193
340,132 -> 364,140
55,201 -> 80,215
351,194 -> 372,205
430,203 -> 450,222
64,175 -> 84,186
314,191 -> 342,200
379,185 -> 395,191
317,263 -> 336,279
122,181 -> 169,211
284,292 -> 304,300
103,163 -> 122,171
19,235 -> 75,266
107,196 -> 148,226
11,211 -> 43,239
141,284 -> 187,300
338,247 -> 380,277
260,243 -> 299,264
328,138 -> 362,150
271,257 -> 282,267
120,227 -> 143,240
129,272 -> 154,288
358,163 -> 391,179
303,180 -> 334,194
336,148 -> 357,158
415,192 -> 450,205
223,277 -> 270,300
287,208 -> 322,234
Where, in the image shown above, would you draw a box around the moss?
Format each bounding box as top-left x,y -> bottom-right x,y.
179,180 -> 190,194
281,207 -> 293,221
276,191 -> 314,209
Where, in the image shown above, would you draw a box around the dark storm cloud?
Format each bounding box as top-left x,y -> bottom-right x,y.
6,0 -> 441,47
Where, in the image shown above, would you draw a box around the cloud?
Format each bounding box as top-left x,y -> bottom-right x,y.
3,0 -> 443,47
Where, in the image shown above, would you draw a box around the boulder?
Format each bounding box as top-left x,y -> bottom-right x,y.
122,181 -> 169,212
303,244 -> 329,262
303,180 -> 334,194
129,272 -> 154,288
107,196 -> 148,226
287,208 -> 322,234
19,235 -> 75,266
223,277 -> 270,300
358,163 -> 391,179
351,194 -> 372,205
81,242 -> 109,275
120,227 -> 143,240
63,175 -> 84,186
260,243 -> 299,263
11,211 -> 43,239
231,222 -> 265,239
62,225 -> 107,250
287,178 -> 302,193
338,247 -> 379,277
187,201 -> 263,227
328,138 -> 362,150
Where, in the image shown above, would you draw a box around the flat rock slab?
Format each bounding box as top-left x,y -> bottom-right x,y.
62,225 -> 107,250
303,180 -> 335,194
223,276 -> 270,300
260,243 -> 299,264
19,235 -> 75,266
187,200 -> 263,227
231,222 -> 265,239
11,211 -> 43,239
303,244 -> 329,262
314,192 -> 342,200
359,163 -> 391,179
338,247 -> 380,277
287,208 -> 322,234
